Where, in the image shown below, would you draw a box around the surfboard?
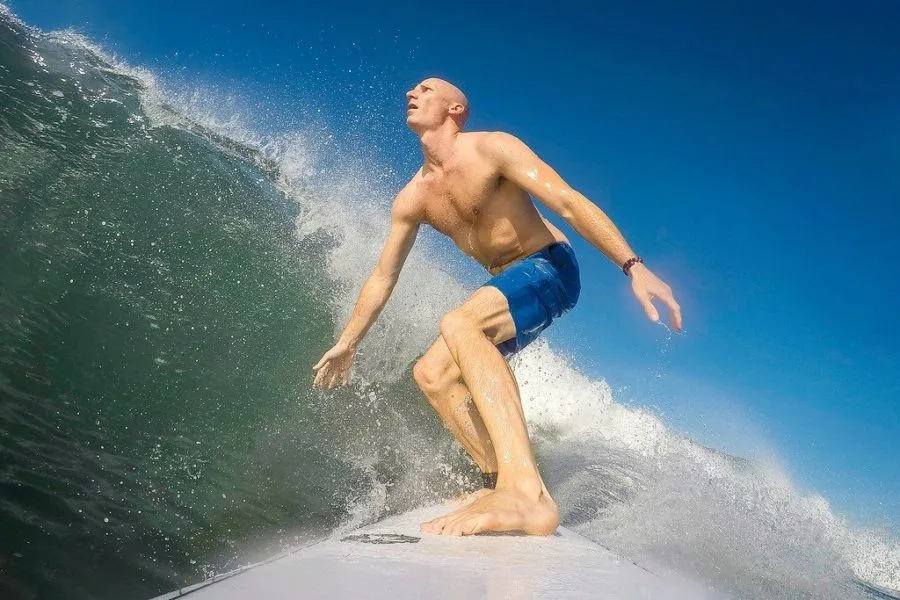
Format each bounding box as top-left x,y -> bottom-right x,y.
151,503 -> 719,599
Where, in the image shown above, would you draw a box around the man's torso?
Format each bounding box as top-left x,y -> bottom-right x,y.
407,132 -> 567,274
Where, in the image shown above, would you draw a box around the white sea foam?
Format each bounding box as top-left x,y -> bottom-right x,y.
0,3 -> 23,27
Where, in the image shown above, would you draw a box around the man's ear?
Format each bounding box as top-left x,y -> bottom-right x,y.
448,103 -> 464,115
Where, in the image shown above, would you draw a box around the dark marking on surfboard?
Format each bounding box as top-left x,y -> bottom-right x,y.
341,533 -> 420,545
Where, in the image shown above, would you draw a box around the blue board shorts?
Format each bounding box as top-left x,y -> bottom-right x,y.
484,242 -> 581,356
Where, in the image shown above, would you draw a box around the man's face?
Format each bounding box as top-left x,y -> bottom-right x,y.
405,79 -> 450,129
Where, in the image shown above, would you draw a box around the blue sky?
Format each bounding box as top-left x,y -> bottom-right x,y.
10,0 -> 899,529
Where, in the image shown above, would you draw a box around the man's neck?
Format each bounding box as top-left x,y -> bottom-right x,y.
418,123 -> 460,174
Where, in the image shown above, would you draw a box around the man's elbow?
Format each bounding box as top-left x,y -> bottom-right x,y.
369,268 -> 399,292
555,189 -> 579,222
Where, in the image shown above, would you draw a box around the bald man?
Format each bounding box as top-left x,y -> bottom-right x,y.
313,77 -> 682,536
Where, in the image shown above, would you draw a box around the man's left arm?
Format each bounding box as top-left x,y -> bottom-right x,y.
480,132 -> 682,332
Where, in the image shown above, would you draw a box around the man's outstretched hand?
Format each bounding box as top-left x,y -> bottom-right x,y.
313,341 -> 356,389
629,264 -> 683,332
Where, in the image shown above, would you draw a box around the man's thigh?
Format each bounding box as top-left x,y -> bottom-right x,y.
446,286 -> 516,346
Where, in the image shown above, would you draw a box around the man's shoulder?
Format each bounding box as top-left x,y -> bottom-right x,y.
460,130 -> 525,159
391,177 -> 425,223
460,130 -> 517,146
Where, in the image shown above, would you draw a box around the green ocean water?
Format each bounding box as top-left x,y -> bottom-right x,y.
0,11 -> 464,599
2,7 -> 899,600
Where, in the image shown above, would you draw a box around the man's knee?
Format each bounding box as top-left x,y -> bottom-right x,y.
439,308 -> 478,349
413,355 -> 450,398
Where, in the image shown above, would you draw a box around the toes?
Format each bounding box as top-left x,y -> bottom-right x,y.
441,514 -> 466,536
421,515 -> 451,535
431,512 -> 464,536
422,497 -> 498,536
441,518 -> 465,536
448,513 -> 489,536
420,520 -> 440,534
438,511 -> 480,537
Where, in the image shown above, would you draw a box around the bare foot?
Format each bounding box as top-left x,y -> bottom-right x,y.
421,487 -> 559,536
451,487 -> 492,507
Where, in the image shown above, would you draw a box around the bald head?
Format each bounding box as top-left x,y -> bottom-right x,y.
406,77 -> 470,132
431,78 -> 470,127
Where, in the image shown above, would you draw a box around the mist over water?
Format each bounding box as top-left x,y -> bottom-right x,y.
0,6 -> 897,599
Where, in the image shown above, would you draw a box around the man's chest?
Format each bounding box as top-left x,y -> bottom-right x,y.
415,168 -> 500,228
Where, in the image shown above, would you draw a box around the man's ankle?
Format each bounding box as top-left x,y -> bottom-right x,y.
496,471 -> 545,498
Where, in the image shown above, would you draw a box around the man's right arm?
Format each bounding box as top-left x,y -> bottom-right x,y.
313,187 -> 420,389
337,192 -> 420,349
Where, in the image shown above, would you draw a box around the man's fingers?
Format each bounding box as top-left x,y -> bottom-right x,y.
314,344 -> 355,388
632,270 -> 682,331
668,298 -> 683,332
313,364 -> 352,390
313,367 -> 327,388
638,292 -> 660,322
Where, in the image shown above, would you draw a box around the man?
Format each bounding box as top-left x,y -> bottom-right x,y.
313,78 -> 682,537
